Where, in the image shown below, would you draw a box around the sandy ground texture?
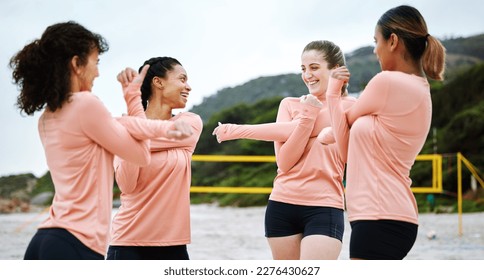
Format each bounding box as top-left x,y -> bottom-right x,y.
1,204 -> 483,260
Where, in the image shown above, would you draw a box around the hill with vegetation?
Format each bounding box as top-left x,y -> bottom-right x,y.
1,34 -> 483,212
191,34 -> 484,123
191,61 -> 484,210
190,34 -> 484,209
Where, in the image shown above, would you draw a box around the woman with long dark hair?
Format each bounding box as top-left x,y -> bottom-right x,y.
10,21 -> 192,259
108,57 -> 202,260
325,5 -> 446,259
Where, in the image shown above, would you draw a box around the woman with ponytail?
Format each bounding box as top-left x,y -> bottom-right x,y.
10,22 -> 192,260
324,5 -> 446,259
107,57 -> 202,260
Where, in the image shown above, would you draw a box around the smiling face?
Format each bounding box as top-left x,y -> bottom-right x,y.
300,49 -> 331,99
78,49 -> 100,92
158,64 -> 191,109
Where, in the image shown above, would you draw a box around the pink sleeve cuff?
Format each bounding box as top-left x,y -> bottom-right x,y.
124,83 -> 145,117
302,103 -> 321,117
326,77 -> 345,98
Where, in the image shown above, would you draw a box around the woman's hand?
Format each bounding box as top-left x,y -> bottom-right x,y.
117,65 -> 150,88
330,66 -> 350,83
300,94 -> 322,108
212,122 -> 226,143
166,119 -> 193,140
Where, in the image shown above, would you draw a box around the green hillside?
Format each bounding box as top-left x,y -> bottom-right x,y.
191,34 -> 484,123
191,62 -> 484,208
192,74 -> 306,124
1,34 -> 483,211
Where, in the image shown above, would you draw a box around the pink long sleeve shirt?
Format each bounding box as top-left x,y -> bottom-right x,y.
326,71 -> 432,224
37,84 -> 177,255
110,112 -> 202,246
216,96 -> 355,208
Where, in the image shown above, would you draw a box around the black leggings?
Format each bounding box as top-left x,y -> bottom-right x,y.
350,220 -> 418,260
106,245 -> 189,260
24,228 -> 104,260
265,200 -> 344,241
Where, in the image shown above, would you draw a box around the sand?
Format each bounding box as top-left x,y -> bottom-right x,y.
1,204 -> 483,260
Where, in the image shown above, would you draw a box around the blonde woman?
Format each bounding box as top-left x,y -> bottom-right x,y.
213,40 -> 355,259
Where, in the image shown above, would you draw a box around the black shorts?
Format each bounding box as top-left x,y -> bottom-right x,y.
24,228 -> 104,260
350,220 -> 418,260
106,245 -> 189,260
265,200 -> 344,241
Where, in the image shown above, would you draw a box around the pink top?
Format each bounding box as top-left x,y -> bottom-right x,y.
37,83 -> 177,255
326,71 -> 431,224
110,112 -> 202,246
216,96 -> 355,208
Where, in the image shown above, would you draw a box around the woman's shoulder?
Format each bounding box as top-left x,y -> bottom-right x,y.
365,71 -> 402,92
282,96 -> 301,102
174,111 -> 203,125
70,92 -> 105,110
71,91 -> 101,102
373,71 -> 426,84
175,111 -> 201,119
370,71 -> 394,81
280,96 -> 302,106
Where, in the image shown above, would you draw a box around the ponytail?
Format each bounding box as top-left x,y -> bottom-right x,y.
9,21 -> 108,115
378,5 -> 447,81
10,39 -> 53,115
139,57 -> 182,110
422,35 -> 446,81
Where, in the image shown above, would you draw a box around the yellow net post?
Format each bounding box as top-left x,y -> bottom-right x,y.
456,153 -> 484,237
191,153 -> 484,237
457,152 -> 463,237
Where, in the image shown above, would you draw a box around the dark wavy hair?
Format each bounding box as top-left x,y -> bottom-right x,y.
9,21 -> 109,115
138,57 -> 182,110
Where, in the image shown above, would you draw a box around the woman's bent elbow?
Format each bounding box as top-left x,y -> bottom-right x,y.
136,150 -> 151,166
123,147 -> 151,166
277,163 -> 293,174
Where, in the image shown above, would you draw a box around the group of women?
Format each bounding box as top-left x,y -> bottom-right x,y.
9,5 -> 445,260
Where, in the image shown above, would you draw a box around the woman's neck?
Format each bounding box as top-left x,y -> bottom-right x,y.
393,53 -> 425,78
145,104 -> 172,120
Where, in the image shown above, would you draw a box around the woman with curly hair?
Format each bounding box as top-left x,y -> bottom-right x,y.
9,21 -> 192,260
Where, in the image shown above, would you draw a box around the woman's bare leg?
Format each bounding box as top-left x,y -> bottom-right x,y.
267,234 -> 302,260
300,235 -> 342,260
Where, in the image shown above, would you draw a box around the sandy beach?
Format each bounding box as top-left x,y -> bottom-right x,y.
1,204 -> 483,260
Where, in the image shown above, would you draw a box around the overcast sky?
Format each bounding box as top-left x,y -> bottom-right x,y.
1,0 -> 483,177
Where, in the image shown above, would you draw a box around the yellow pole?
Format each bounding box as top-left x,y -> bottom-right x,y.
460,155 -> 484,188
457,152 -> 463,236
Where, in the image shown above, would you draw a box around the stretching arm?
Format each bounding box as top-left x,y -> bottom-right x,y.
114,155 -> 140,194
212,121 -> 299,143
150,113 -> 203,152
326,77 -> 352,162
275,96 -> 321,172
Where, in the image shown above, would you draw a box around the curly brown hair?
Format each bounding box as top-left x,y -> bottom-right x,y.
9,21 -> 109,115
